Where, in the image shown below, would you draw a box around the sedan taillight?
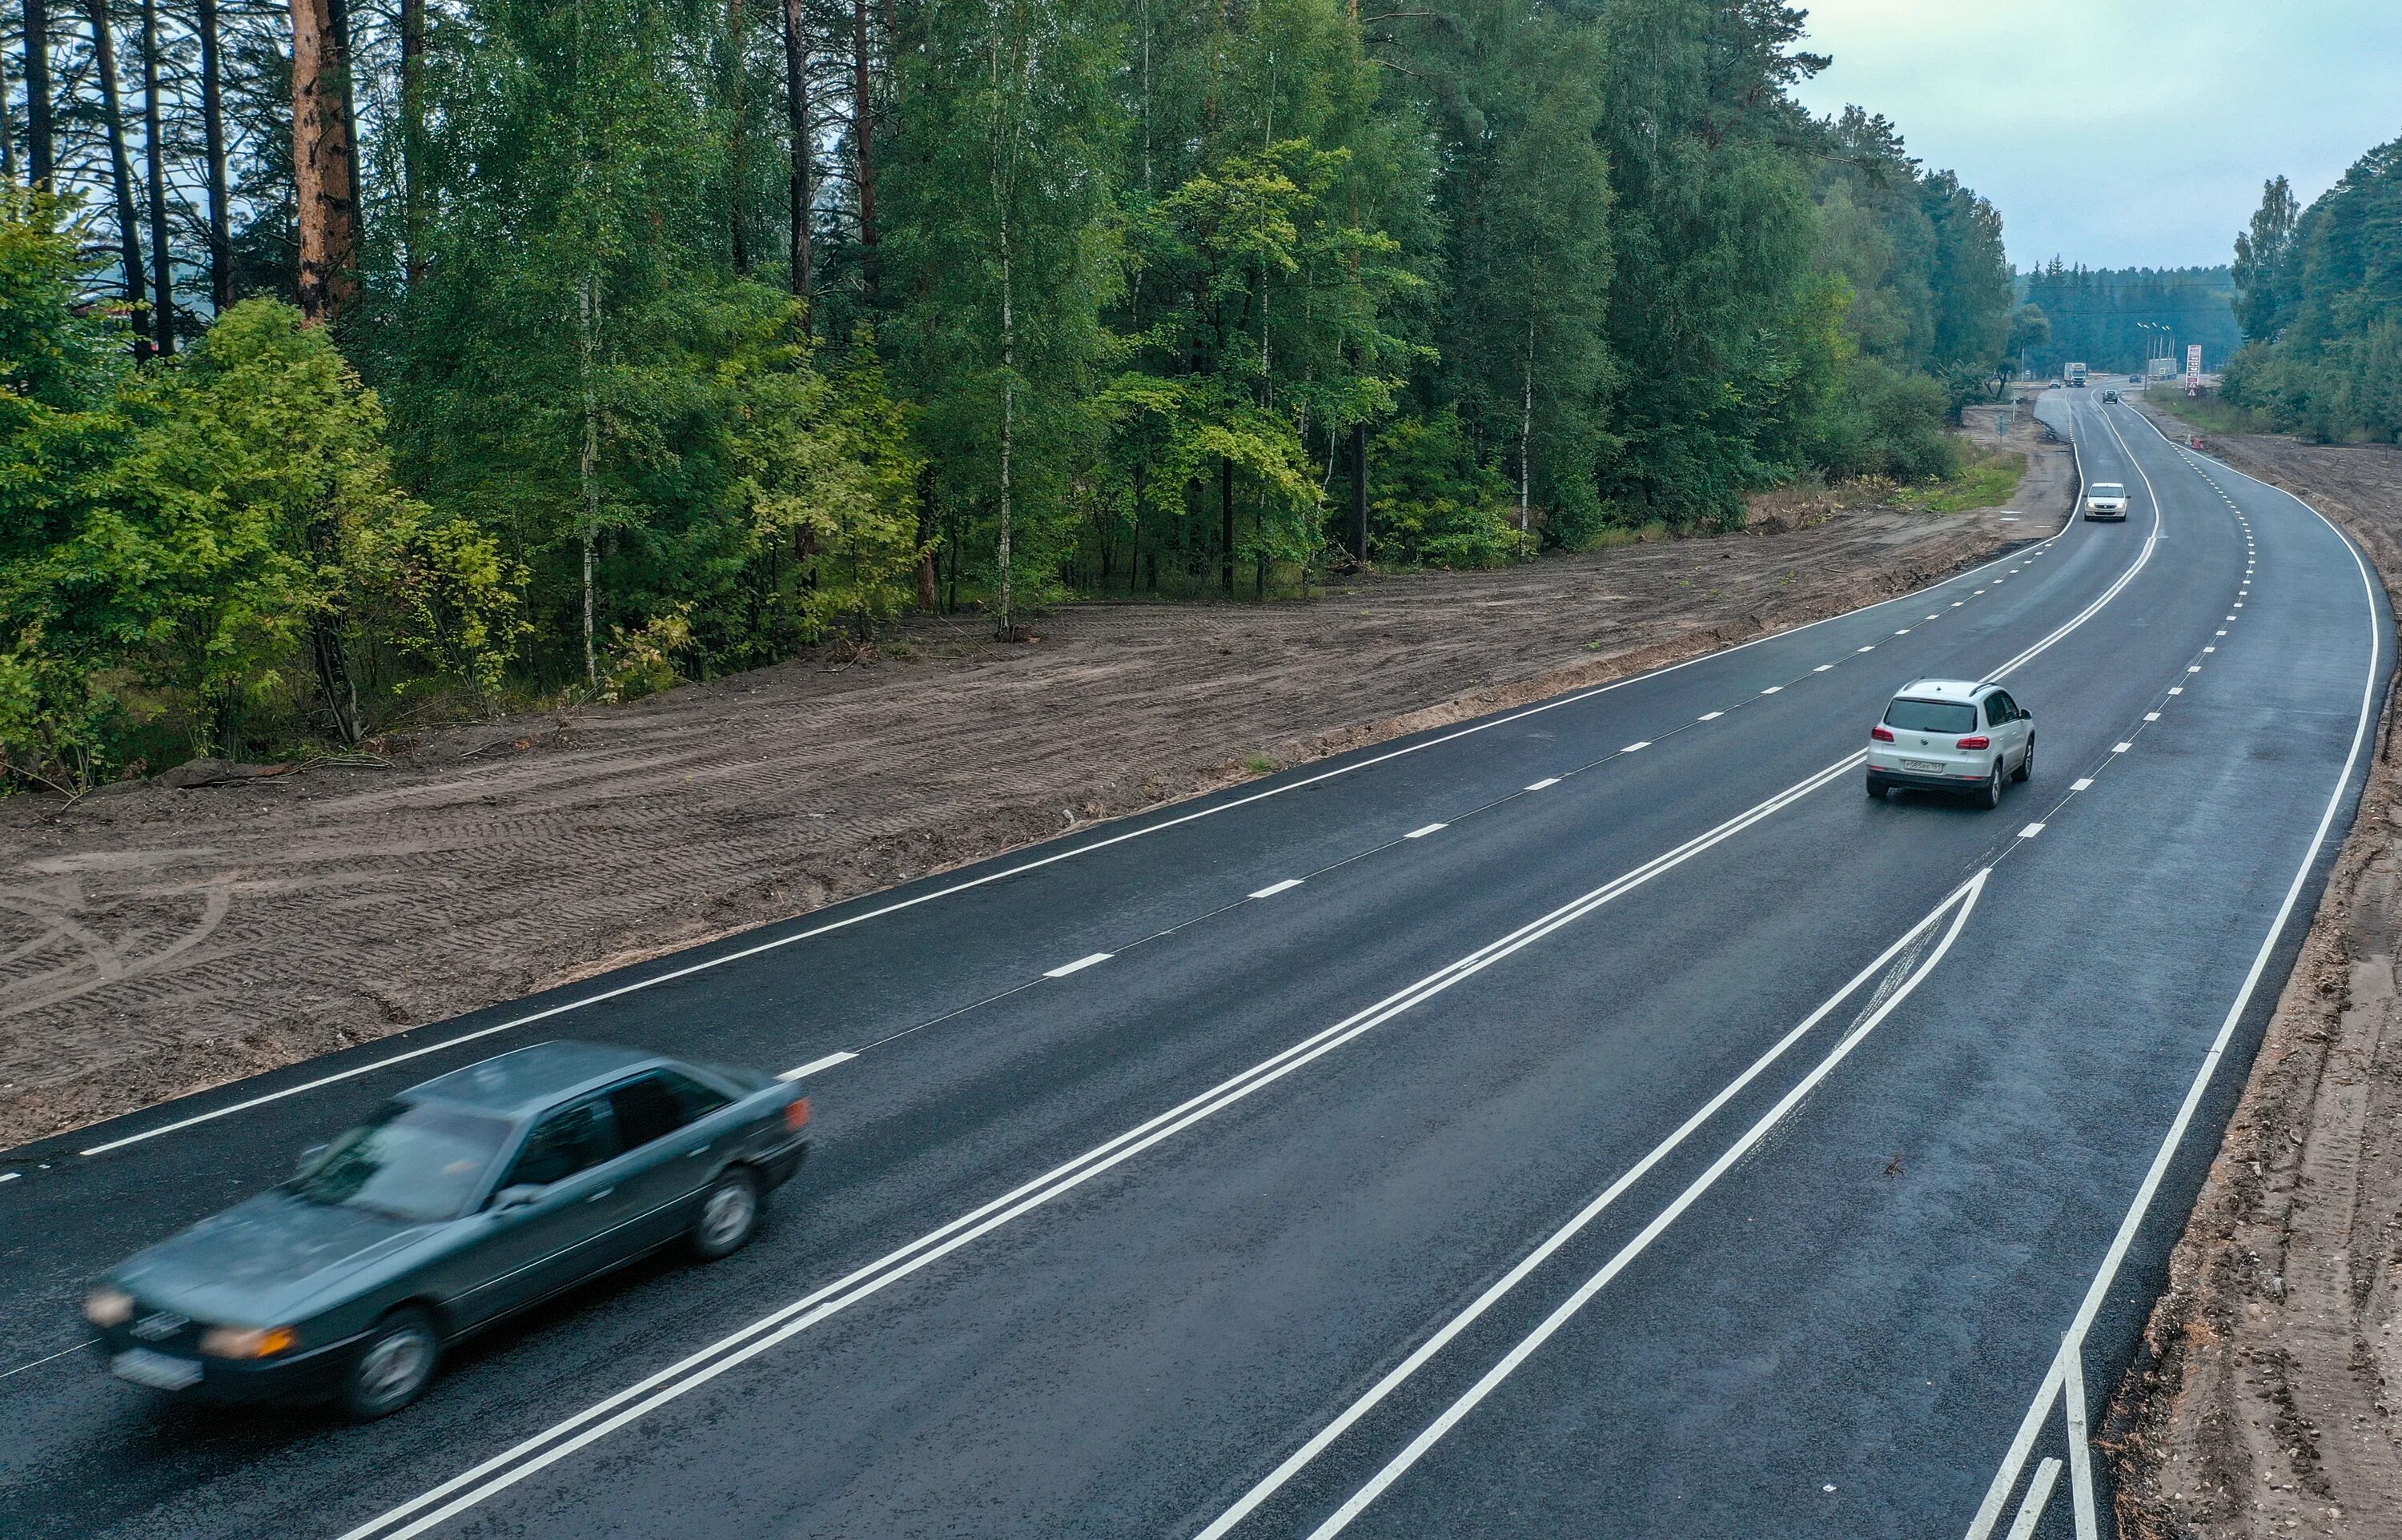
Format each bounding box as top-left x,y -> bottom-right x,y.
1871,725 -> 1895,742
1957,735 -> 1990,750
784,1097 -> 812,1134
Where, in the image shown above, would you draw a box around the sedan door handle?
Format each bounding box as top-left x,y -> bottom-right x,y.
586,1187 -> 614,1202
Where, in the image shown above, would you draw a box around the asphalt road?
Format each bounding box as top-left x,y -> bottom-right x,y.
0,391 -> 2385,1540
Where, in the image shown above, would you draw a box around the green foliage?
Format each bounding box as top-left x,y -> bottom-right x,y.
1366,411 -> 1528,567
2018,261 -> 2242,377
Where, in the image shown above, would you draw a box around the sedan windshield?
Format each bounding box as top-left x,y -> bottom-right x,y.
290,1101 -> 512,1222
2092,483 -> 2125,495
1884,699 -> 1978,734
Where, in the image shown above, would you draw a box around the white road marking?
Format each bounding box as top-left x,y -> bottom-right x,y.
777,1052 -> 858,1082
1283,873 -> 1992,1540
2168,688 -> 2182,696
2018,824 -> 2044,839
1247,879 -> 1305,898
2144,712 -> 2160,722
1621,741 -> 1653,752
1970,399 -> 2388,1540
1952,601 -> 1964,608
0,1171 -> 17,1185
1858,645 -> 1876,653
2003,1458 -> 2063,1540
2112,743 -> 2131,753
1520,780 -> 1559,793
2070,778 -> 2094,792
78,527 -> 2063,1160
1697,712 -> 1723,722
1404,823 -> 1448,839
2203,647 -> 2215,653
337,751 -> 1879,1540
1042,952 -> 1113,978
1895,629 -> 1911,636
2065,1344 -> 2099,1539
1926,614 -> 1941,620
1814,664 -> 1833,672
2188,664 -> 2203,672
1761,687 -> 1783,696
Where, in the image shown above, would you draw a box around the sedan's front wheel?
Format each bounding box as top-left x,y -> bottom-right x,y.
691,1168 -> 761,1261
342,1306 -> 440,1420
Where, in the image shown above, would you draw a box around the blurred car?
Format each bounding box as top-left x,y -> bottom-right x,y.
2083,481 -> 2129,520
2101,389 -> 2120,403
86,1041 -> 811,1418
1866,679 -> 2034,808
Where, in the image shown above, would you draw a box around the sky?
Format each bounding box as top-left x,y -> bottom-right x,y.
1788,1 -> 2402,273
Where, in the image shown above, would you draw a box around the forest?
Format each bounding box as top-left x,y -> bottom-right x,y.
2223,147 -> 2402,444
2013,260 -> 2239,379
0,0 -> 2017,790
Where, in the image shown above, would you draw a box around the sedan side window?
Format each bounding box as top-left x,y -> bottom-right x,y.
504,1099 -> 620,1189
609,1075 -> 698,1152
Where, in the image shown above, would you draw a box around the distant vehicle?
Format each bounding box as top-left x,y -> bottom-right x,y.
2066,362 -> 2088,388
2102,389 -> 2120,403
2084,481 -> 2129,519
85,1041 -> 813,1418
2131,375 -> 2143,383
1867,680 -> 2033,808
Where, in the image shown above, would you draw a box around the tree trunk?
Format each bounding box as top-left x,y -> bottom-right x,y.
198,0 -> 232,310
139,0 -> 172,354
86,0 -> 146,350
397,0 -> 424,290
781,0 -> 811,326
1219,455 -> 1235,596
850,0 -> 878,307
994,229 -> 1014,638
0,32 -> 14,179
1349,421 -> 1367,563
913,463 -> 938,610
21,0 -> 50,186
725,0 -> 749,271
1519,320 -> 1535,534
290,0 -> 361,325
578,272 -> 603,688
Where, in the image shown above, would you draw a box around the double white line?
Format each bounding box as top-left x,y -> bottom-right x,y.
336,751 -> 1868,1540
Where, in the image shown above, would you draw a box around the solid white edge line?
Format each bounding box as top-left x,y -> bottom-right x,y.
1298,872 -> 1991,1540
76,518 -> 2067,1160
2003,1458 -> 2063,1540
1966,393 -> 2386,1539
1191,871 -> 1989,1540
2064,1341 -> 2099,1540
332,750 -> 1874,1540
776,1052 -> 858,1082
1247,879 -> 1305,899
1042,952 -> 1113,979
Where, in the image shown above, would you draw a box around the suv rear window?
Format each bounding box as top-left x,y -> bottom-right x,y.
1885,699 -> 1977,733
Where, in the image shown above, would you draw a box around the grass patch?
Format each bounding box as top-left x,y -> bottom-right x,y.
1896,448 -> 2025,514
2139,388 -> 2275,438
1584,520 -> 1673,550
1241,751 -> 1279,776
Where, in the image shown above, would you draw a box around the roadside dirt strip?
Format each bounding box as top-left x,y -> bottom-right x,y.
2112,410 -> 2402,1539
0,427 -> 2069,1151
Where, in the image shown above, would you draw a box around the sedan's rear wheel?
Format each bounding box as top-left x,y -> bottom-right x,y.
342,1307 -> 440,1421
691,1167 -> 761,1261
1978,761 -> 2005,809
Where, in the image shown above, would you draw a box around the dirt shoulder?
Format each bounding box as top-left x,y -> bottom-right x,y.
2108,405 -> 2402,1538
0,419 -> 2067,1150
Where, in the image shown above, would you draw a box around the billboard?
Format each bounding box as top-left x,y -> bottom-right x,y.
2186,343 -> 2203,394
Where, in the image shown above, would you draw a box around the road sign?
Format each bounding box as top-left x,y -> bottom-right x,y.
2186,343 -> 2203,394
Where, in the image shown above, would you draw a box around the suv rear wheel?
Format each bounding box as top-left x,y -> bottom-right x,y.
1978,761 -> 2005,809
2014,738 -> 2034,783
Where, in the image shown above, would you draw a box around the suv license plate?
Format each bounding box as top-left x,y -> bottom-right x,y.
112,1347 -> 203,1390
1902,759 -> 1943,772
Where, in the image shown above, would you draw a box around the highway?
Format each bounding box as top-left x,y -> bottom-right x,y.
0,391 -> 2385,1540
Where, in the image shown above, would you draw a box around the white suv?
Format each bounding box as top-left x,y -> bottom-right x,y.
2083,482 -> 2129,519
1866,680 -> 2034,808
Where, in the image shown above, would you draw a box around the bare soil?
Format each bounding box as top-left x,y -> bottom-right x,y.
0,418 -> 2070,1150
2109,405 -> 2402,1538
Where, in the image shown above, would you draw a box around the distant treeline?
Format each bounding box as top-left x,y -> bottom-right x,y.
2223,142 -> 2402,443
2010,263 -> 2241,377
2,0 -> 2019,791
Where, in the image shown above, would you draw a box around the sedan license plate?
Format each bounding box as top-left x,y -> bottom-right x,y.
1902,759 -> 1943,772
112,1346 -> 203,1390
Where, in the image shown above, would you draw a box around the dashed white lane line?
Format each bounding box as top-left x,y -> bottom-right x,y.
2188,665 -> 2203,673
1761,688 -> 1783,696
2071,778 -> 2094,792
0,1171 -> 18,1185
1621,742 -> 1653,752
1042,952 -> 1114,978
1404,823 -> 1448,839
2203,647 -> 2215,653
1895,629 -> 1911,636
777,1052 -> 858,1082
2168,687 -> 2183,696
1521,779 -> 1560,793
2113,743 -> 2132,753
1926,614 -> 1941,620
2018,824 -> 2046,839
1952,601 -> 1964,608
1697,712 -> 1724,722
1858,645 -> 1876,653
1248,878 -> 1305,899
2144,713 -> 2160,722
1814,664 -> 1833,673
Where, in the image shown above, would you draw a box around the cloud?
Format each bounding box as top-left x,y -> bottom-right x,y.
1789,0 -> 2402,268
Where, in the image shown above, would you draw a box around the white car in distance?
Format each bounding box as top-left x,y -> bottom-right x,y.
2084,481 -> 2129,520
1866,680 -> 2034,808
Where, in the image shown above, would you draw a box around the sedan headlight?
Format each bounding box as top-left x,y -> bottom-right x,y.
84,1285 -> 135,1328
199,1324 -> 298,1359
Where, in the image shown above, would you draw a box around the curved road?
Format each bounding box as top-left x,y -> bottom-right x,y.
0,391 -> 2385,1540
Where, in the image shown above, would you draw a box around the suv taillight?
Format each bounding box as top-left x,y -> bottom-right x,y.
1871,725 -> 1895,742
1957,735 -> 1990,750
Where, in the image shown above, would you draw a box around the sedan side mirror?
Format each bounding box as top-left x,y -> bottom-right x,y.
490,1184 -> 545,1212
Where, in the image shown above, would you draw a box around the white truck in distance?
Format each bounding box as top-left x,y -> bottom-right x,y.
2066,362 -> 2087,388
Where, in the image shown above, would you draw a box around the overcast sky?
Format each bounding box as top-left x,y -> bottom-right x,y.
1788,1 -> 2402,273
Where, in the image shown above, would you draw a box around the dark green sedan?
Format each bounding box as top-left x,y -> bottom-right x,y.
84,1041 -> 813,1418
